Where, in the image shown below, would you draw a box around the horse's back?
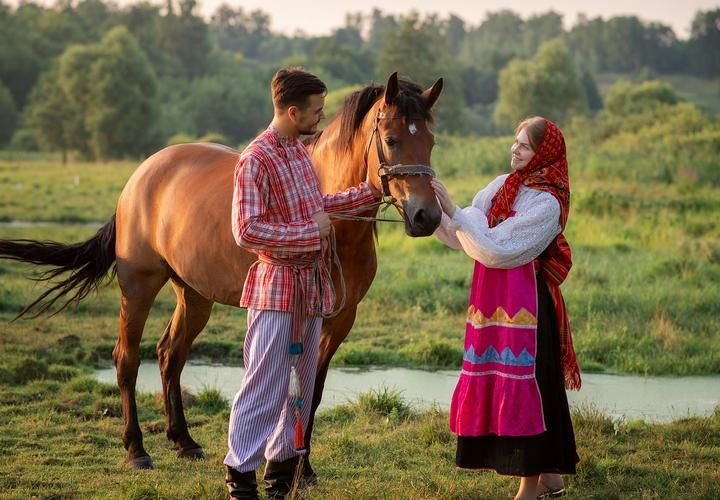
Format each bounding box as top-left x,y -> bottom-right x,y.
116,143 -> 254,305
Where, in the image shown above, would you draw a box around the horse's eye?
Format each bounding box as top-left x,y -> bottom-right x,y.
385,137 -> 397,147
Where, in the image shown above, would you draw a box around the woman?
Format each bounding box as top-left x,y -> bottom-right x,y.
432,117 -> 580,500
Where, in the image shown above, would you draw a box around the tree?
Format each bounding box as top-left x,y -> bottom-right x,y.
0,82 -> 17,146
157,50 -> 269,145
0,3 -> 45,107
580,69 -> 603,112
687,9 -> 720,76
377,12 -> 444,87
444,14 -> 466,57
522,11 -> 563,57
23,68 -> 81,163
85,26 -> 159,158
158,0 -> 211,77
309,38 -> 374,85
209,5 -> 272,59
49,26 -> 158,159
366,9 -> 398,54
460,11 -> 524,72
332,13 -> 364,51
494,38 -> 587,127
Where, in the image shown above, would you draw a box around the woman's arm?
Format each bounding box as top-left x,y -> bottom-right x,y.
452,190 -> 561,268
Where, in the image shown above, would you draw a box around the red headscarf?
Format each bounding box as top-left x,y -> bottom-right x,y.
489,118 -> 581,390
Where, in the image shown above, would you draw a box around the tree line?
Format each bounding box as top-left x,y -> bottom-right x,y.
1,0 -> 719,160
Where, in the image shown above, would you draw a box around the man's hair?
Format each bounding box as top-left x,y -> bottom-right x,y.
515,116 -> 547,151
271,68 -> 327,110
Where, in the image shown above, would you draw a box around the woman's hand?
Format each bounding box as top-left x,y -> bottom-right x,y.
431,178 -> 456,218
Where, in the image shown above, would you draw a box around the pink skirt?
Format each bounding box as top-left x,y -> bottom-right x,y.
449,260 -> 545,437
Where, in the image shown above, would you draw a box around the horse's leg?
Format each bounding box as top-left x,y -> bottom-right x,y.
157,280 -> 213,459
303,304 -> 358,479
114,268 -> 168,469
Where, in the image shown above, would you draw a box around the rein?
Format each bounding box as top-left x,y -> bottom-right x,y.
329,110 -> 437,224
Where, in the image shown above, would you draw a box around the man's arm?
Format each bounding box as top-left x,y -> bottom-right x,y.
322,180 -> 379,213
232,155 -> 321,252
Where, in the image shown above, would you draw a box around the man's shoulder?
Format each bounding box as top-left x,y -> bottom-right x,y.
240,133 -> 277,167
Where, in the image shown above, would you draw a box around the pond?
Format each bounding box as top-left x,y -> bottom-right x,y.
94,363 -> 720,423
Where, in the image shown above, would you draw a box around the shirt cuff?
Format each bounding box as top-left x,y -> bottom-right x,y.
449,205 -> 464,230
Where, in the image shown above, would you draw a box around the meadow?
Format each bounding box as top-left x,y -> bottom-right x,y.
1,123 -> 719,497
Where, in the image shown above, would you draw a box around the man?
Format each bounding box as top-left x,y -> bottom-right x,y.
224,68 -> 379,499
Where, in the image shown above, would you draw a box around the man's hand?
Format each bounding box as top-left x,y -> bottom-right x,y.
430,178 -> 456,218
311,211 -> 332,238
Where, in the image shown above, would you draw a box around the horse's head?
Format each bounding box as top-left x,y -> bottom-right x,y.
365,72 -> 444,237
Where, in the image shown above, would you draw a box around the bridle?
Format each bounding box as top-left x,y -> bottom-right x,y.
366,110 -> 437,199
329,109 -> 437,224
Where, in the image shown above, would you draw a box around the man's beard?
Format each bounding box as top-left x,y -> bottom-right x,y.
297,120 -> 320,136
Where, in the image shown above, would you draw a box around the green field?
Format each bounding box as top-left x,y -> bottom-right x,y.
1,125 -> 719,497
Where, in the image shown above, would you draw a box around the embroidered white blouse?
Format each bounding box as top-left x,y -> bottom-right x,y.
435,174 -> 562,269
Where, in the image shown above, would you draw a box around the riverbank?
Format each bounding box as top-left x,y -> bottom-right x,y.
1,372 -> 718,498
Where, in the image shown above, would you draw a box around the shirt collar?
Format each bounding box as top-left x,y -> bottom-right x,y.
268,126 -> 299,148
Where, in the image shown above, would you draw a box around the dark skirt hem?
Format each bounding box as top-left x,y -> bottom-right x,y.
455,464 -> 577,477
454,274 -> 579,476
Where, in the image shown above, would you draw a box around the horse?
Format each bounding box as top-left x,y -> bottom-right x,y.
0,72 -> 444,473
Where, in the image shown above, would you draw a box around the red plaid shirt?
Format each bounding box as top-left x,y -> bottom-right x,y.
233,127 -> 376,315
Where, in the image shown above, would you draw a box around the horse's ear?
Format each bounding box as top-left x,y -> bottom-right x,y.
383,72 -> 399,106
421,78 -> 443,109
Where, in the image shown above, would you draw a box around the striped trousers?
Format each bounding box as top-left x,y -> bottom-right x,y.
224,309 -> 322,473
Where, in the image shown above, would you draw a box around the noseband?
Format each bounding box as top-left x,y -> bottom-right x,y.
366,111 -> 436,199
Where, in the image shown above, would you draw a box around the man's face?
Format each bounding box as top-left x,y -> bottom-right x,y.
291,94 -> 326,135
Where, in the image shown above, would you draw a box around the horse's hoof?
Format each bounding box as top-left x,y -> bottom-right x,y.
127,456 -> 155,469
177,446 -> 205,460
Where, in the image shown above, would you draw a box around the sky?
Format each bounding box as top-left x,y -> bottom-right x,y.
193,0 -> 715,39
7,0 -> 719,39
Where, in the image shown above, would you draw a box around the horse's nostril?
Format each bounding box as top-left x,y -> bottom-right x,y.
413,209 -> 427,228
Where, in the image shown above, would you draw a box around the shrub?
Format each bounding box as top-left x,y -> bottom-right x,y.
357,386 -> 411,421
197,132 -> 230,145
7,357 -> 48,385
196,386 -> 228,414
166,133 -> 197,146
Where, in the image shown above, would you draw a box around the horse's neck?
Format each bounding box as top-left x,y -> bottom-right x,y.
311,117 -> 378,247
311,120 -> 368,195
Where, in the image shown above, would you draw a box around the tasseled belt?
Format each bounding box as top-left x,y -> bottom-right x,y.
257,253 -> 324,452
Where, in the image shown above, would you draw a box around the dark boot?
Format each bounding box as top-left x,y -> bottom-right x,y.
225,466 -> 259,500
263,456 -> 300,499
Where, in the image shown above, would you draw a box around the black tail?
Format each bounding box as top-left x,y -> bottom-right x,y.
0,216 -> 117,319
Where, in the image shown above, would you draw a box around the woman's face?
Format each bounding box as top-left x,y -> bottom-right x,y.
510,128 -> 535,171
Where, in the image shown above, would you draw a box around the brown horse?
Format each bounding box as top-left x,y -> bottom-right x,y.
0,72 -> 443,472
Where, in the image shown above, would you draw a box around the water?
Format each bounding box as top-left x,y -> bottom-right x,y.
94,363 -> 720,423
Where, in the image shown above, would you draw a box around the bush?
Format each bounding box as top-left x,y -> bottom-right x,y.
197,132 -> 230,145
196,386 -> 229,414
403,340 -> 462,368
8,128 -> 41,152
166,133 -> 197,146
357,386 -> 411,421
7,357 -> 48,385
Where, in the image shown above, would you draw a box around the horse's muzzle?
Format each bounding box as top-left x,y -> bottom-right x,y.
404,203 -> 442,237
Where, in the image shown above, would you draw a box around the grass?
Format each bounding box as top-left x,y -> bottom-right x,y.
0,374 -> 718,498
1,128 -> 719,496
1,132 -> 719,376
